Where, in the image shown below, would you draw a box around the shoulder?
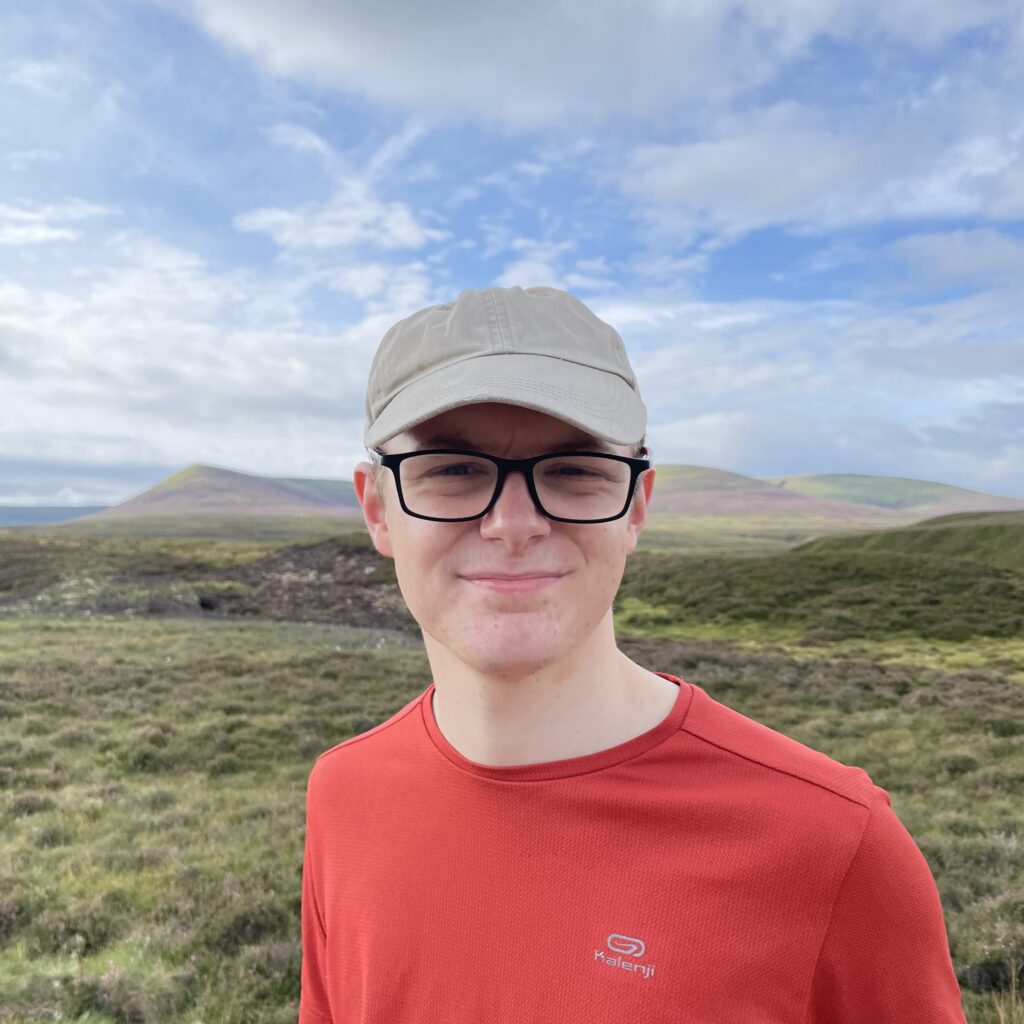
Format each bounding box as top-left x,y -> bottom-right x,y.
306,687 -> 427,796
680,681 -> 878,810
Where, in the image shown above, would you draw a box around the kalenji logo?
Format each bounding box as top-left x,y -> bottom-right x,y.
593,933 -> 656,979
607,934 -> 646,957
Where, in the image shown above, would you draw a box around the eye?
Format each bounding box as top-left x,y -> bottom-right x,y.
541,460 -> 615,480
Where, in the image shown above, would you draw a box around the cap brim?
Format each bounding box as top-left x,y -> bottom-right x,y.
364,352 -> 646,449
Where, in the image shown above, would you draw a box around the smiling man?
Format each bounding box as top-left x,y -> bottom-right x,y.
299,286 -> 966,1024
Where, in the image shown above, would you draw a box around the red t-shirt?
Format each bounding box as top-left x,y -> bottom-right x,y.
299,673 -> 966,1023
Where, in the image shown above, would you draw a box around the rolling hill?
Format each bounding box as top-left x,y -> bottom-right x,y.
761,472 -> 1024,517
13,462 -> 1024,553
793,509 -> 1024,572
81,464 -> 362,519
647,465 -> 903,520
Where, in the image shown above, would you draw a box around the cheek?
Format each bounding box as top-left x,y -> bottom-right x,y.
576,527 -> 629,572
388,528 -> 454,611
576,534 -> 629,608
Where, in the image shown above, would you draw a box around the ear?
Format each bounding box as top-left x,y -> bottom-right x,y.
353,461 -> 395,559
624,467 -> 655,556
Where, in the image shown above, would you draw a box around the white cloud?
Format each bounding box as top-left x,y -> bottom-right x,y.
0,199 -> 113,246
266,122 -> 336,165
5,148 -> 63,172
327,263 -> 392,301
622,99 -> 1024,238
445,184 -> 481,209
326,260 -> 434,311
514,160 -> 550,180
588,287 -> 1024,494
890,228 -> 1024,288
5,58 -> 84,98
494,238 -> 574,288
493,244 -> 618,296
0,223 -> 75,246
3,226 -> 1022,499
363,119 -> 434,180
234,179 -> 447,250
0,229 -> 449,493
167,0 -> 1023,128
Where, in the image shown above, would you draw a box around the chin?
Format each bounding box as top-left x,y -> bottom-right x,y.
459,635 -> 566,677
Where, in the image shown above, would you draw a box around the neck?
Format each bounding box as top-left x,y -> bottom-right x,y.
422,614 -> 679,767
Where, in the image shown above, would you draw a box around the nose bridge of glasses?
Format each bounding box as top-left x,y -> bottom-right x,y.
490,457 -> 542,512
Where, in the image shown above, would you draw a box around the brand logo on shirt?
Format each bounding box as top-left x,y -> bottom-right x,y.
593,933 -> 656,979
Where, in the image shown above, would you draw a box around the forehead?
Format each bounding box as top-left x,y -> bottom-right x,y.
391,403 -> 623,455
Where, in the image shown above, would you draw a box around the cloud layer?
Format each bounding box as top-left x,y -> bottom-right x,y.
0,0 -> 1021,504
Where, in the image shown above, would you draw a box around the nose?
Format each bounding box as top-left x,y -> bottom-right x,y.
478,467 -> 551,540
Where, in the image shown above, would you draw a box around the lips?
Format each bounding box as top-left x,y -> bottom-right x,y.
461,572 -> 564,580
464,573 -> 569,581
461,571 -> 567,593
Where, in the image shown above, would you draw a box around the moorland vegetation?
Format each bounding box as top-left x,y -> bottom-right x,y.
1,517 -> 1022,1023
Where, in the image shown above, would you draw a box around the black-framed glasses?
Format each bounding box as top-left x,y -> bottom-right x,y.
373,447 -> 651,524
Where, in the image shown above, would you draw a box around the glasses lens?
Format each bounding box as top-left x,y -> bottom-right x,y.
398,453 -> 632,521
400,453 -> 498,519
536,455 -> 631,520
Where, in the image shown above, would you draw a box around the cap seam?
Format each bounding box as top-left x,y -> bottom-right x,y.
483,288 -> 511,353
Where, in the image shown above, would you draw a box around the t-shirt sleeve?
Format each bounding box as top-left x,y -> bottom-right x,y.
299,765 -> 334,1024
804,783 -> 967,1024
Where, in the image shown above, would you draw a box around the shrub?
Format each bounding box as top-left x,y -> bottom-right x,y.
943,753 -> 980,777
10,791 -> 56,817
196,890 -> 292,954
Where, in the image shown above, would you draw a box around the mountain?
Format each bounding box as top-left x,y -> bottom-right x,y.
644,465 -> 903,520
81,464 -> 362,520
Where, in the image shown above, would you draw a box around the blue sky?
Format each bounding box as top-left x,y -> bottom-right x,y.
1,0 -> 1023,504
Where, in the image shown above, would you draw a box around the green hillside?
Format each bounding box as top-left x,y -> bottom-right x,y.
142,465 -> 357,509
761,472 -> 1024,511
618,545 -> 1024,643
646,464 -> 779,494
794,511 -> 1024,572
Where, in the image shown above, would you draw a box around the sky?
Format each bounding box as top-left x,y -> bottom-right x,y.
1,0 -> 1023,506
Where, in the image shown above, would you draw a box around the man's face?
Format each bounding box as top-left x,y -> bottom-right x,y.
353,402 -> 655,679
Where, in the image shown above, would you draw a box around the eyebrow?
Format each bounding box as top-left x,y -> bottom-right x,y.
411,433 -> 619,455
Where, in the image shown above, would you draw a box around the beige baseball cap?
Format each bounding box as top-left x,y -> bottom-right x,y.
363,286 -> 647,449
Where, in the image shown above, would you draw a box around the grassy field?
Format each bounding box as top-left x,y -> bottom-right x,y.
796,512 -> 1024,572
1,527 -> 1022,1022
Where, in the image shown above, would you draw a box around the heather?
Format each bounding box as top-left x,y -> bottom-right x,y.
1,528 -> 1021,1022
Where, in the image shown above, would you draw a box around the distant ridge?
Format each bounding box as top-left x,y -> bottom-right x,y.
45,463 -> 1024,523
646,464 -> 905,521
12,462 -> 1023,551
82,464 -> 362,520
761,472 -> 1024,516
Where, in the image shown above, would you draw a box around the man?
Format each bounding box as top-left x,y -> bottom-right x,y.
300,286 -> 966,1023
